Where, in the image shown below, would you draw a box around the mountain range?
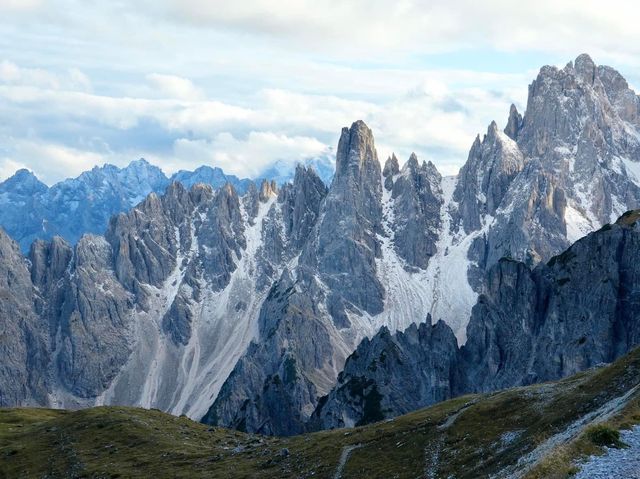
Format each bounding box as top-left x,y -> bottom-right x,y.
0,157 -> 335,252
1,54 -> 640,441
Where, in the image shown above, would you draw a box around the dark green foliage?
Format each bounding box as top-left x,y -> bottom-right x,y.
586,424 -> 627,449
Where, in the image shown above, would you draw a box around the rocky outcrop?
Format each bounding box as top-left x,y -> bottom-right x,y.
504,104 -> 523,140
453,54 -> 640,280
306,120 -> 385,325
279,165 -> 328,251
315,212 -> 640,429
205,121 -> 388,435
384,154 -> 443,269
311,317 -> 460,429
453,121 -> 525,234
0,229 -> 49,406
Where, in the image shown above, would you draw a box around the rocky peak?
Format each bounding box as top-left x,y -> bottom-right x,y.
0,227 -> 49,407
161,182 -> 195,224
297,120 -> 384,327
28,236 -> 73,290
573,53 -> 596,85
453,120 -> 525,233
597,65 -> 640,125
383,154 -> 400,178
242,182 -> 260,224
0,169 -> 48,196
279,166 -> 327,250
335,120 -> 380,180
313,313 -> 460,429
383,154 -> 400,190
389,154 -> 443,269
188,182 -> 214,206
407,152 -> 419,167
259,179 -> 277,202
504,104 -> 523,140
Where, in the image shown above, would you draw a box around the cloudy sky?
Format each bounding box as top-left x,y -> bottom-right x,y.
1,0 -> 639,184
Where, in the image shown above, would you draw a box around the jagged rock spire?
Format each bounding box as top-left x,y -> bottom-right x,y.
574,53 -> 596,84
383,154 -> 400,177
335,120 -> 379,178
504,104 -> 523,140
259,179 -> 277,202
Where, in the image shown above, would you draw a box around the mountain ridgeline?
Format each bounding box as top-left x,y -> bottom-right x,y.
0,158 -> 336,253
1,54 -> 640,438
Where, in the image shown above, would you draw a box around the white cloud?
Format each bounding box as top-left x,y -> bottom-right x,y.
161,0 -> 640,63
172,132 -> 329,178
0,0 -> 43,12
147,73 -> 204,101
1,1 -> 639,184
0,158 -> 28,180
3,140 -> 107,184
0,65 -> 527,180
0,61 -> 92,92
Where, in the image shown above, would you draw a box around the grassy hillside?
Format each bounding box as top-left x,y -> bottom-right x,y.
2,348 -> 640,479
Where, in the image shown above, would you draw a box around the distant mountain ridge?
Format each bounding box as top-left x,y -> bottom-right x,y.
0,158 -> 333,251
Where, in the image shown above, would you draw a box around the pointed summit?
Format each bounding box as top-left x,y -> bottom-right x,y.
383,154 -> 400,178
258,179 -> 277,202
0,169 -> 48,195
406,152 -> 419,170
486,120 -> 500,139
504,104 -> 523,140
574,53 -> 596,84
335,120 -> 378,178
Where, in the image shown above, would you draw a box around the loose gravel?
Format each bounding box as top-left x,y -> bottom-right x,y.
575,425 -> 640,479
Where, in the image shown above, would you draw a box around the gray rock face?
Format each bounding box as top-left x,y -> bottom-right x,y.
315,213 -> 640,428
205,122 -> 388,435
504,104 -> 523,140
306,120 -> 385,326
384,154 -> 443,269
0,228 -> 49,406
463,216 -> 640,392
312,317 -> 460,429
470,159 -> 568,272
202,271 -> 331,435
453,54 -> 640,282
279,165 -> 328,251
0,163 -> 329,419
516,54 -> 640,227
453,121 -> 525,234
53,235 -> 134,398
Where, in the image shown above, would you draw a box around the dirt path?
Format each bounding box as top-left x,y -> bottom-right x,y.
333,443 -> 363,479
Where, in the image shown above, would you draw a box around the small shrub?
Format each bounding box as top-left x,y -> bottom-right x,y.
585,424 -> 626,448
566,465 -> 580,476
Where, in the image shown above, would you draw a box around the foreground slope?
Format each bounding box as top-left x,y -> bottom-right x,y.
2,348 -> 639,479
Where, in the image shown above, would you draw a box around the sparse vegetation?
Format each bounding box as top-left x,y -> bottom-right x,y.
1,348 -> 639,479
585,424 -> 627,449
